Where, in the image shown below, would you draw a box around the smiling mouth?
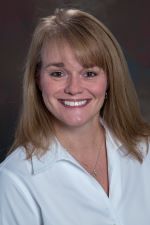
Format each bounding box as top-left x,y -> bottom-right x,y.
59,99 -> 91,107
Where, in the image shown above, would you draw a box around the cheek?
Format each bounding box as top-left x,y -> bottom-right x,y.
39,82 -> 54,107
39,76 -> 53,96
92,80 -> 107,98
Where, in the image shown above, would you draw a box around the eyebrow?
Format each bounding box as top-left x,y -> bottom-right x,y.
44,62 -> 65,68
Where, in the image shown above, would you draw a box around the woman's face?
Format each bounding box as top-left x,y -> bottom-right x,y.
39,42 -> 107,130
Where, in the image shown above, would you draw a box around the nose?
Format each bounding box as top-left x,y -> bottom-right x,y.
64,75 -> 83,95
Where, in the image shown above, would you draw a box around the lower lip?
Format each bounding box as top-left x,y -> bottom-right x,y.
58,100 -> 91,108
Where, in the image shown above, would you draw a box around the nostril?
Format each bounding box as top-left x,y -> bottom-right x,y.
64,87 -> 83,95
64,78 -> 83,95
64,85 -> 83,95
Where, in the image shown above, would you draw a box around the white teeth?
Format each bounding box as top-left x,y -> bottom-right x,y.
63,100 -> 87,107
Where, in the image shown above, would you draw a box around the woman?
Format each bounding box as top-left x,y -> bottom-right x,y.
0,8 -> 150,225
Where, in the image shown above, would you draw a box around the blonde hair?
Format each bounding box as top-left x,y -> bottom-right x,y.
10,8 -> 150,161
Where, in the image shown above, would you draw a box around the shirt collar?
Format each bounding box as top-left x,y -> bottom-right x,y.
31,122 -> 122,175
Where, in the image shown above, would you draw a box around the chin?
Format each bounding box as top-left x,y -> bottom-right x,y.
59,118 -> 93,129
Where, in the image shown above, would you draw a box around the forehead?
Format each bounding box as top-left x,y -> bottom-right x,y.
40,36 -> 104,69
41,42 -> 87,67
41,41 -> 76,63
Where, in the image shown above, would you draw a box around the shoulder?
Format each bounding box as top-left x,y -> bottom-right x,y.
0,148 -> 31,207
0,148 -> 42,225
0,147 -> 38,208
0,147 -> 33,178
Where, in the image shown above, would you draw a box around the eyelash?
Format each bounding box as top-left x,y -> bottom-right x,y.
84,71 -> 97,78
49,71 -> 64,78
48,71 -> 98,79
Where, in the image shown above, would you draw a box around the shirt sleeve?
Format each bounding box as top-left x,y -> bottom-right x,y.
0,168 -> 42,225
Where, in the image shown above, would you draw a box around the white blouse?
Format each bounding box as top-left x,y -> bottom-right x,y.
0,127 -> 150,225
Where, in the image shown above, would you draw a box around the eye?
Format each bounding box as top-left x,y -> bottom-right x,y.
84,71 -> 97,78
49,71 -> 64,78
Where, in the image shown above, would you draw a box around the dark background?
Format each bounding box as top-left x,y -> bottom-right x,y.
0,0 -> 150,162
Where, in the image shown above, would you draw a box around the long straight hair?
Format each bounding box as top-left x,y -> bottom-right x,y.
10,8 -> 150,161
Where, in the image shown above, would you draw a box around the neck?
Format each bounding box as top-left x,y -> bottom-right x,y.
54,119 -> 109,195
54,119 -> 105,156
